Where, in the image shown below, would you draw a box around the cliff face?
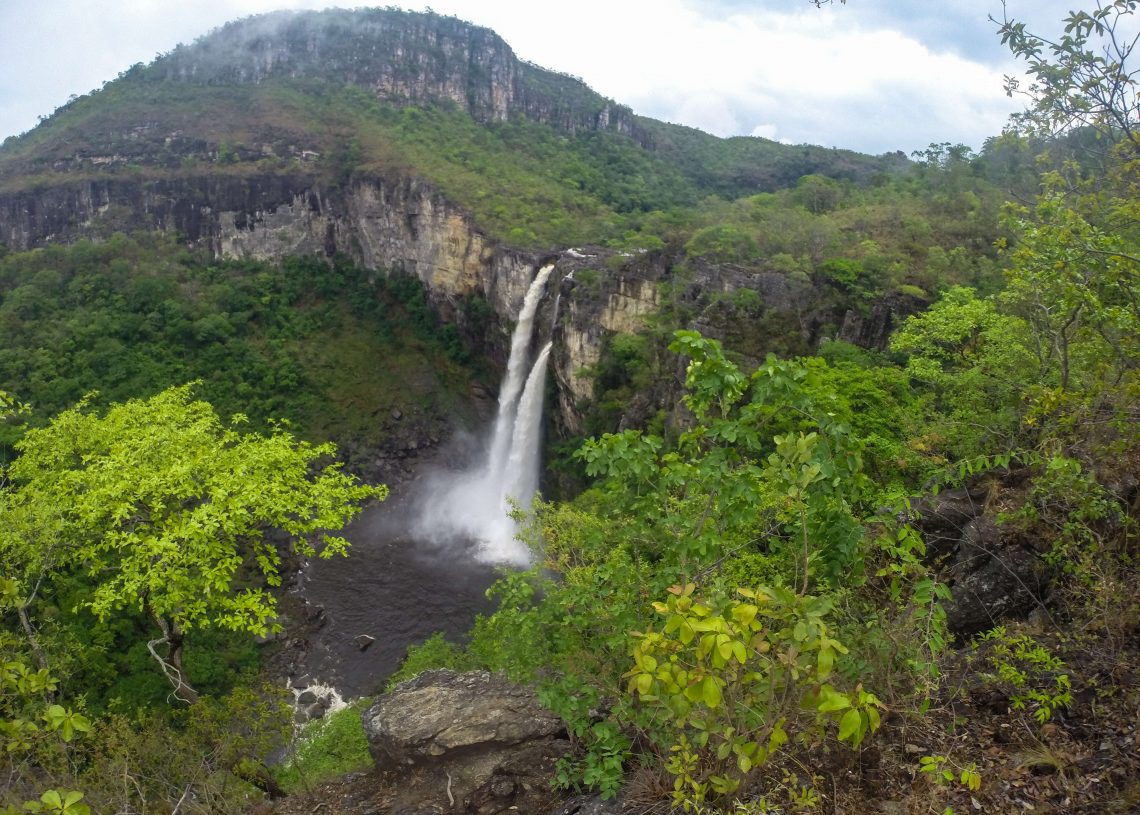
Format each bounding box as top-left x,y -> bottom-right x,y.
151,9 -> 635,138
0,8 -> 908,437
0,168 -> 630,429
0,171 -> 532,318
549,254 -> 662,429
0,168 -> 906,436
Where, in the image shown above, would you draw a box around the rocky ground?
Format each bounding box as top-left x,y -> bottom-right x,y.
252,627 -> 1137,815
253,472 -> 1139,815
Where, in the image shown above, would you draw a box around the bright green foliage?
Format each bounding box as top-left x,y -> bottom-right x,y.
890,286 -> 1038,464
816,258 -> 868,293
0,654 -> 92,813
578,331 -> 870,586
5,384 -> 382,632
973,627 -> 1072,725
626,584 -> 881,809
1,583 -> 92,815
439,331 -> 939,803
685,225 -> 760,264
1,386 -> 384,700
386,633 -> 474,689
999,183 -> 1140,428
919,755 -> 982,792
9,790 -> 91,815
992,1 -> 1140,449
274,699 -> 373,792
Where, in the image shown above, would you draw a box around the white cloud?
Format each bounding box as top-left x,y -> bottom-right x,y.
750,124 -> 779,141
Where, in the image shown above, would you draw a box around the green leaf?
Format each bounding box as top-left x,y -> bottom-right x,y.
767,723 -> 788,754
817,644 -> 835,679
701,676 -> 722,709
731,603 -> 758,627
678,619 -> 696,645
866,706 -> 881,732
817,686 -> 851,712
837,708 -> 862,744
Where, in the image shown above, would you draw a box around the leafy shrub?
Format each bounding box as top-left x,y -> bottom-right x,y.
972,627 -> 1071,725
275,699 -> 373,793
386,632 -> 473,689
685,226 -> 759,264
817,258 -> 867,291
626,584 -> 882,809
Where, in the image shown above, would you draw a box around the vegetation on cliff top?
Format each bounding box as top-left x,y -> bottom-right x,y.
0,8 -> 900,250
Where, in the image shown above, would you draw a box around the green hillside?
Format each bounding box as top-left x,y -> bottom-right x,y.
0,7 -> 902,250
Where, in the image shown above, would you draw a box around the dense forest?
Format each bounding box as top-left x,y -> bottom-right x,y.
1,3 -> 1138,815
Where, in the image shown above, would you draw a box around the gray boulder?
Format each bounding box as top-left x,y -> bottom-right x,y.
362,670 -> 570,815
911,484 -> 1049,638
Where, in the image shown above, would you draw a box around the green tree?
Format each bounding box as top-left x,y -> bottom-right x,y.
1,385 -> 384,704
995,0 -> 1139,148
993,1 -> 1140,440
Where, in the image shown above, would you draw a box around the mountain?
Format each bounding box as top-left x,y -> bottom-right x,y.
0,8 -> 902,252
0,7 -> 1011,447
0,7 -> 933,437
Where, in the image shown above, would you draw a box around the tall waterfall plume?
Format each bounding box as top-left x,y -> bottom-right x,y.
412,265 -> 556,564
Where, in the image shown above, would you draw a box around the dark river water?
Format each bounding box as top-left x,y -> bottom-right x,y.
295,490 -> 504,698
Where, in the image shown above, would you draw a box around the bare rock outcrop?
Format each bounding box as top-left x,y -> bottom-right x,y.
361,669 -> 569,815
911,484 -> 1049,638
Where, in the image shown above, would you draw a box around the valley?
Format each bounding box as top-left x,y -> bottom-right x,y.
0,5 -> 1137,815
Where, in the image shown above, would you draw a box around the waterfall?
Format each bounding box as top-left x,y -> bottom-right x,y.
413,265 -> 556,565
501,342 -> 551,517
484,264 -> 554,488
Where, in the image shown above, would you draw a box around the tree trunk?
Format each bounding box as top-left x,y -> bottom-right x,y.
145,602 -> 200,705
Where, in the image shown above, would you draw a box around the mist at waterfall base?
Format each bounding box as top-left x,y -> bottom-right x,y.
298,496 -> 501,696
297,266 -> 556,696
409,264 -> 556,565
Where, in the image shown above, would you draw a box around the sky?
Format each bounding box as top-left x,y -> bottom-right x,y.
0,0 -> 1089,155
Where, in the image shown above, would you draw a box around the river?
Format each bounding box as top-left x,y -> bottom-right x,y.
296,490 -> 503,697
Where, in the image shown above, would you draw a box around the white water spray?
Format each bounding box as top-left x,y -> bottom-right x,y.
413,265 -> 556,564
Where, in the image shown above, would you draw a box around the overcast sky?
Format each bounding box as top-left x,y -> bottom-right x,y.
0,0 -> 1090,155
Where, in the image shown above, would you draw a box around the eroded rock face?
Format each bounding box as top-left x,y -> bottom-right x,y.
549,249 -> 664,431
361,670 -> 569,815
0,170 -> 657,433
150,9 -> 637,138
911,484 -> 1049,638
0,168 -> 915,441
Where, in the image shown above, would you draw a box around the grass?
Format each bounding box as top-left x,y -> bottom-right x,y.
274,698 -> 374,792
